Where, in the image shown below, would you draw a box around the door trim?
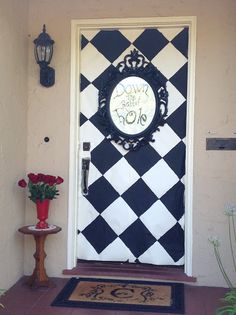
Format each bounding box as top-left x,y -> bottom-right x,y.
68,17 -> 197,276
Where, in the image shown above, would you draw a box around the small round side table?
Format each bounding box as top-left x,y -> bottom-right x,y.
18,225 -> 61,288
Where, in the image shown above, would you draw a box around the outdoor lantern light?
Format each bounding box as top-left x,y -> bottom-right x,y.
33,25 -> 55,87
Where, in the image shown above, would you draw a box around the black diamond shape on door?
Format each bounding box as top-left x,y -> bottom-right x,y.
80,74 -> 90,92
160,181 -> 185,220
86,176 -> 119,213
120,219 -> 156,257
133,29 -> 169,60
158,223 -> 184,262
169,63 -> 188,98
125,144 -> 161,176
171,28 -> 189,58
89,111 -> 110,137
166,102 -> 186,139
80,113 -> 88,127
81,35 -> 89,50
91,30 -> 131,63
91,139 -> 122,174
82,216 -> 117,254
164,142 -> 185,179
92,64 -> 116,91
122,179 -> 158,216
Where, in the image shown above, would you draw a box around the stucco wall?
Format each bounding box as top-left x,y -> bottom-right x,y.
0,0 -> 28,289
25,0 -> 236,287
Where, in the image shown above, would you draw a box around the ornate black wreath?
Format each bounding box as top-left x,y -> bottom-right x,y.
98,49 -> 168,151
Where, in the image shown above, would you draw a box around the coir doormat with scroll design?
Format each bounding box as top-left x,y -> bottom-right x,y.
51,277 -> 184,313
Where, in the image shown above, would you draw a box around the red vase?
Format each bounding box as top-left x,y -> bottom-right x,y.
36,199 -> 50,229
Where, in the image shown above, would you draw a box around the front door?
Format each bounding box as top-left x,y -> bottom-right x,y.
76,22 -> 189,266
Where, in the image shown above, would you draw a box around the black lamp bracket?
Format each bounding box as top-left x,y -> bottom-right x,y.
40,66 -> 55,87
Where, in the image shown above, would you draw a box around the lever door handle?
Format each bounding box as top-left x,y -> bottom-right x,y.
81,158 -> 90,195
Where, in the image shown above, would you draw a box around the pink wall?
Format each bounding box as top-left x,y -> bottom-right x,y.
24,0 -> 236,286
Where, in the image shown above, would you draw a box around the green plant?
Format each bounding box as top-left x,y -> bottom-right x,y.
216,291 -> 236,315
0,289 -> 5,309
209,204 -> 236,314
18,173 -> 64,203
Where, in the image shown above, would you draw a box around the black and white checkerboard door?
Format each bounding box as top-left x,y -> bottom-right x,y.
77,26 -> 188,265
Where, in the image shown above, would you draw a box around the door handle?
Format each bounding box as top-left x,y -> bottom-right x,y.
81,158 -> 90,196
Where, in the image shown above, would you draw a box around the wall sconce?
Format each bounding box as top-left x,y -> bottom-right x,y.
33,25 -> 55,87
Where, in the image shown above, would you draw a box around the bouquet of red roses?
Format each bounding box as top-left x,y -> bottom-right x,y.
18,173 -> 64,203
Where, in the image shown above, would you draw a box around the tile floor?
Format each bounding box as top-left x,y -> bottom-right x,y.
0,276 -> 228,315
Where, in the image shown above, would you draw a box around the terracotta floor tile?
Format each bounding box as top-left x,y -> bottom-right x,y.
70,309 -> 117,314
184,285 -> 207,315
0,276 -> 230,315
27,307 -> 73,315
202,286 -> 228,315
0,309 -> 31,315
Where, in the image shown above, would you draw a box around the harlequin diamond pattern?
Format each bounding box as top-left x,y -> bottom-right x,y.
122,179 -> 158,216
160,181 -> 185,221
133,29 -> 169,60
85,176 -> 119,213
91,30 -> 131,63
158,223 -> 184,262
120,219 -> 157,258
78,27 -> 188,265
125,144 -> 161,176
82,215 -> 117,254
91,139 -> 123,175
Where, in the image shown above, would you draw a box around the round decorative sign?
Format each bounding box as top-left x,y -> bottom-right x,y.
109,76 -> 156,136
98,49 -> 168,151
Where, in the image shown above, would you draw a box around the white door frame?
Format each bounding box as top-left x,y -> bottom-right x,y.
67,17 -> 196,276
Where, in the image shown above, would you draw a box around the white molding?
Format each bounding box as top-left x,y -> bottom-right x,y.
184,16 -> 197,276
68,17 -> 197,274
67,21 -> 80,269
71,16 -> 196,29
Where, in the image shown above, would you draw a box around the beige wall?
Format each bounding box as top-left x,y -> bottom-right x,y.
25,0 -> 236,287
0,0 -> 29,289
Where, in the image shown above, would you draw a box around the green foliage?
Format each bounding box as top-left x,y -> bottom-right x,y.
0,289 -> 5,309
28,181 -> 59,203
216,290 -> 236,315
18,173 -> 63,203
209,204 -> 236,315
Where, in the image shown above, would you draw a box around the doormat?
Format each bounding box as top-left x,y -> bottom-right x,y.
51,277 -> 184,313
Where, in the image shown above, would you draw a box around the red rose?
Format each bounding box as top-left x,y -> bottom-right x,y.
43,175 -> 50,184
28,173 -> 39,184
56,176 -> 64,184
38,173 -> 46,182
18,179 -> 27,188
44,175 -> 57,185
